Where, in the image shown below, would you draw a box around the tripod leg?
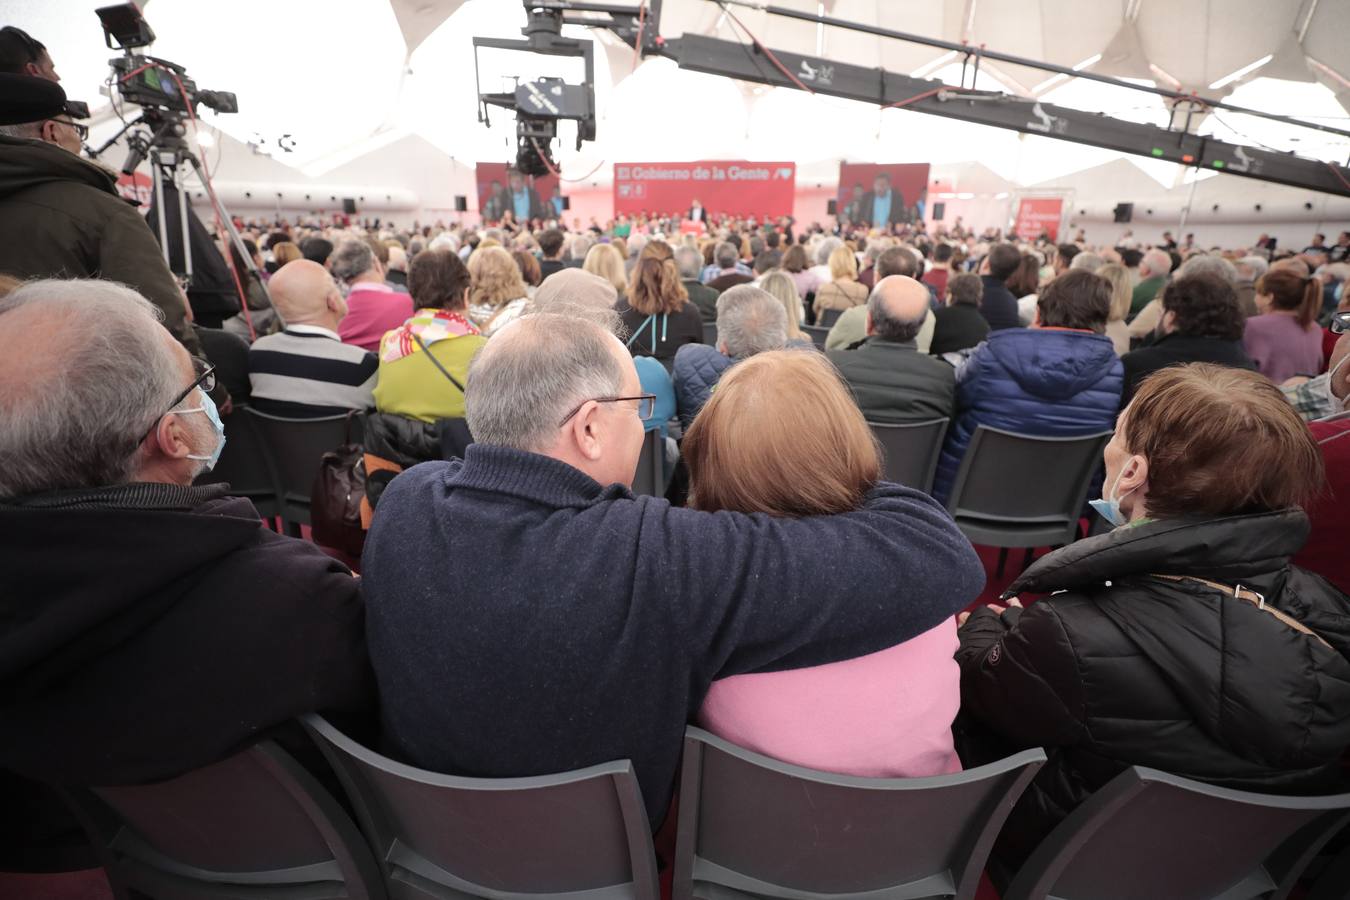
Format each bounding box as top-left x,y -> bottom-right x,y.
152,159 -> 170,270
185,151 -> 278,327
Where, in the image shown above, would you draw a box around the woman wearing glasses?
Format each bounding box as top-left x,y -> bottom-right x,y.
686,350 -> 963,778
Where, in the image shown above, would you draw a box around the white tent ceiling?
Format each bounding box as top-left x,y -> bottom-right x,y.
7,0 -> 1349,208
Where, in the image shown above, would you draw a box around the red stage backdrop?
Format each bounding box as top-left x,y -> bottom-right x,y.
116,171 -> 152,212
475,162 -> 562,222
612,161 -> 796,217
835,163 -> 930,227
1014,196 -> 1064,241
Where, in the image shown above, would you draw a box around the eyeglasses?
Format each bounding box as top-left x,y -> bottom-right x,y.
1331,311 -> 1350,335
558,394 -> 657,427
51,118 -> 89,140
142,357 -> 216,441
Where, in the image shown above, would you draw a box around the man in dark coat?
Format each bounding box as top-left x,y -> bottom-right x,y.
858,172 -> 907,228
676,244 -> 720,323
828,276 -> 955,423
977,242 -> 1024,331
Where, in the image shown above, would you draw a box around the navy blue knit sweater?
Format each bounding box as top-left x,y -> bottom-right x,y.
362,444 -> 985,827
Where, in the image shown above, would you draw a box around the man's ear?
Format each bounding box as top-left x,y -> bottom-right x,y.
568,400 -> 604,462
148,413 -> 194,461
1117,454 -> 1149,497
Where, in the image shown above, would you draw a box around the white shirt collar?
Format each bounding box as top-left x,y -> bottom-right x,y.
285,323 -> 342,340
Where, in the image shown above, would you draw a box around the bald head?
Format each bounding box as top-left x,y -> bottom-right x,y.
267,259 -> 344,329
867,275 -> 930,343
533,267 -> 617,312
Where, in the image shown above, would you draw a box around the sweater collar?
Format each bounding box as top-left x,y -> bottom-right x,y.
3,481 -> 228,511
446,443 -> 634,508
861,336 -> 919,351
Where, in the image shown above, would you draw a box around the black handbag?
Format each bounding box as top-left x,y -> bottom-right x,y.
310,411 -> 367,557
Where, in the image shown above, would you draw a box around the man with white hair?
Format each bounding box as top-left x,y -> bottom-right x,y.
1130,248 -> 1173,319
332,238 -> 413,351
705,241 -> 755,292
1233,255 -> 1268,317
676,244 -> 720,322
361,311 -> 983,827
1069,252 -> 1105,274
385,244 -> 409,289
828,276 -> 956,423
0,280 -> 371,789
673,284 -> 788,425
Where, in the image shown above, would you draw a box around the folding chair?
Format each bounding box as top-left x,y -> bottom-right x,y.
869,418 -> 950,493
246,408 -> 362,533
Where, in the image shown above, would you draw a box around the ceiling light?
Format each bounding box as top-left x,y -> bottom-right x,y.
1208,54 -> 1273,90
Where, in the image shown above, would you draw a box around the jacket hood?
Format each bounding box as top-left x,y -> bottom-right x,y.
0,492 -> 263,696
986,328 -> 1119,400
0,134 -> 118,202
1009,510 -> 1350,767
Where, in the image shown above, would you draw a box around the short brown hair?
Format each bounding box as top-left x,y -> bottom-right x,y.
512,249 -> 542,287
1036,269 -> 1111,333
684,350 -> 880,517
408,249 -> 472,311
948,272 -> 983,307
1122,363 -> 1323,519
782,243 -> 809,274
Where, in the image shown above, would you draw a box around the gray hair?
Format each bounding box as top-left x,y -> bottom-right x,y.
815,236 -> 843,267
626,232 -> 649,258
0,121 -> 42,140
569,233 -> 595,262
1141,248 -> 1173,277
465,314 -> 625,452
1179,253 -> 1239,285
427,233 -> 458,254
714,241 -> 739,269
715,285 -> 788,358
1069,252 -> 1105,274
674,246 -> 703,280
1235,255 -> 1269,280
867,283 -> 928,343
329,239 -> 375,282
0,280 -> 182,498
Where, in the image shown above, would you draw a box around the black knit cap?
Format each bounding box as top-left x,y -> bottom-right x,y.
0,73 -> 66,126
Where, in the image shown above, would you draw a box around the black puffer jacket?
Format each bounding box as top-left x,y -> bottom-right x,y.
957,509 -> 1350,862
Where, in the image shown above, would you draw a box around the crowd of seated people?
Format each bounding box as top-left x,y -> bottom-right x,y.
3,84 -> 1350,891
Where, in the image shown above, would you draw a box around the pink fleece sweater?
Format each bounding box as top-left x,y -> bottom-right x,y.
698,619 -> 962,777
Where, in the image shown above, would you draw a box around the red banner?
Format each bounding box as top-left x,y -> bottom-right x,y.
836,163 -> 930,227
116,171 -> 152,212
612,161 -> 796,217
1014,196 -> 1064,241
475,163 -> 563,223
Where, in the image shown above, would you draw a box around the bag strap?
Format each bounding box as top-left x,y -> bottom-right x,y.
413,333 -> 466,394
1152,574 -> 1332,650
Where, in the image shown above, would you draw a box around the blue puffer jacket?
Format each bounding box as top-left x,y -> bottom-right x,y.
933,328 -> 1123,504
673,343 -> 735,427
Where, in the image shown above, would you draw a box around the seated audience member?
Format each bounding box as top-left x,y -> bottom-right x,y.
619,245 -> 704,366
706,242 -> 756,293
584,241 -> 628,299
758,269 -> 809,344
1129,248 -> 1171,319
782,243 -> 822,301
301,236 -> 334,267
691,351 -> 961,777
1068,252 -> 1105,274
1096,263 -> 1134,355
828,276 -> 955,423
361,313 -> 984,825
1245,268 -> 1324,383
956,363 -> 1350,866
1129,253 -> 1237,342
1120,274 -> 1256,405
1233,255 -> 1267,317
923,243 -> 953,297
674,285 -> 788,425
677,245 -> 720,322
0,280 -> 371,788
826,248 -> 935,352
467,246 -> 530,336
271,240 -> 303,270
537,228 -> 568,280
807,236 -> 843,286
334,239 -> 414,352
1053,242 -> 1080,276
385,245 -> 409,288
194,324 -> 251,407
513,249 -> 542,295
248,260 -> 377,417
813,244 -> 869,320
857,240 -> 890,290
373,249 -> 486,422
934,270 -> 1123,502
977,243 -> 1024,331
929,273 -> 989,357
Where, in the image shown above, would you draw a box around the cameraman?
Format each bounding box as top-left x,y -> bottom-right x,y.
0,28 -> 203,359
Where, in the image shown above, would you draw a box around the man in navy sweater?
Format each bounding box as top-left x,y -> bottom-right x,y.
362,312 -> 985,828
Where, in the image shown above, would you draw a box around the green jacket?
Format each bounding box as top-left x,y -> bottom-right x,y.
0,136 -> 200,356
1129,275 -> 1165,320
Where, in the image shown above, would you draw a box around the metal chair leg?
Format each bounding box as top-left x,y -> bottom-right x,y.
996,547 -> 1008,578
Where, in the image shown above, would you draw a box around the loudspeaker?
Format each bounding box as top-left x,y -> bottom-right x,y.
341,197 -> 357,215
827,198 -> 837,215
454,195 -> 468,212
560,196 -> 570,211
932,201 -> 946,221
1112,202 -> 1133,223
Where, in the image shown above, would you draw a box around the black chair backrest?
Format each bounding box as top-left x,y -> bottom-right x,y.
702,322 -> 718,347
817,307 -> 843,329
246,408 -> 361,526
1003,766 -> 1350,900
674,727 -> 1045,900
632,428 -> 665,497
869,419 -> 949,493
801,325 -> 830,348
64,741 -> 384,900
948,425 -> 1110,525
303,714 -> 660,900
194,406 -> 279,517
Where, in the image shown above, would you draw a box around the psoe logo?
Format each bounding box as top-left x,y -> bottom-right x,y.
774,167 -> 793,180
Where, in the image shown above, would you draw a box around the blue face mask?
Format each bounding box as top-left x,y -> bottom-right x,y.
1088,463 -> 1138,528
179,389 -> 226,471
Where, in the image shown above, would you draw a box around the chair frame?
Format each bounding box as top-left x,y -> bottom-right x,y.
1003,766 -> 1350,900
801,324 -> 831,348
303,714 -> 661,900
673,727 -> 1046,900
632,428 -> 666,498
244,407 -> 361,533
868,418 -> 950,494
195,405 -> 282,522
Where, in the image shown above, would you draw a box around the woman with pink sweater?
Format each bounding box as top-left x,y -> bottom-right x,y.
682,349 -> 963,777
